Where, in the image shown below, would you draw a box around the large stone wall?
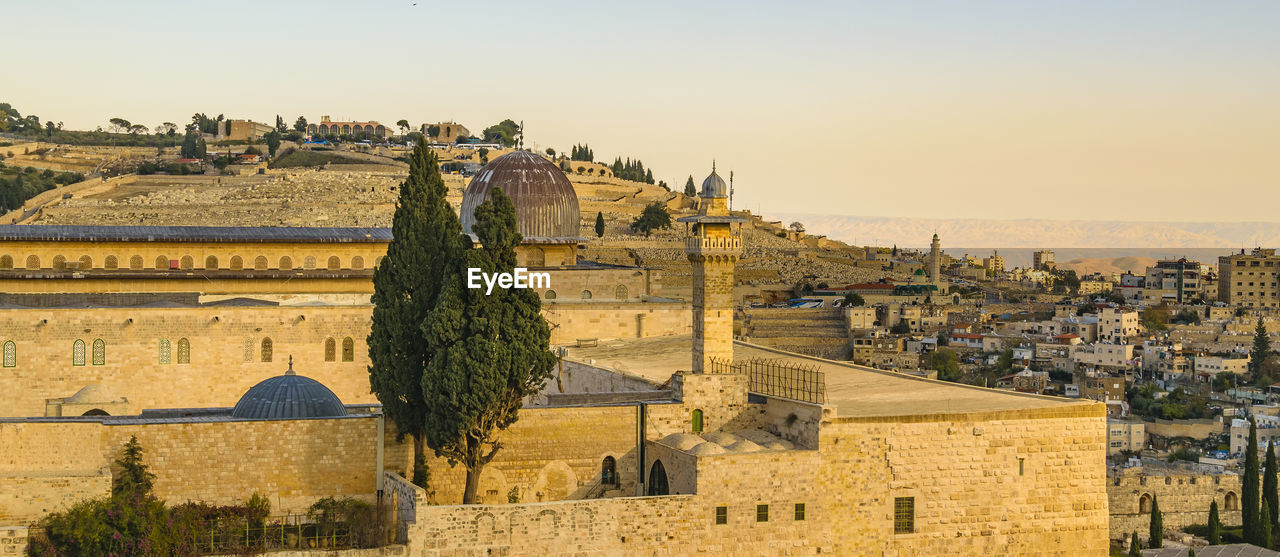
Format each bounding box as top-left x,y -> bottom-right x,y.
1108,468 -> 1242,541
544,301 -> 689,344
0,422 -> 111,524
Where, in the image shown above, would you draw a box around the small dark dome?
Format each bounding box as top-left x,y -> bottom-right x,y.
231,366 -> 347,420
460,151 -> 581,243
701,169 -> 727,198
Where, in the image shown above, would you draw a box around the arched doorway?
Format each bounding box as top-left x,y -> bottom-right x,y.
1226,492 -> 1239,511
601,456 -> 618,487
1139,493 -> 1152,513
647,460 -> 668,496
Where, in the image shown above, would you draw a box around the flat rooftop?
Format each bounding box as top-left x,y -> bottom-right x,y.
564,334 -> 1098,419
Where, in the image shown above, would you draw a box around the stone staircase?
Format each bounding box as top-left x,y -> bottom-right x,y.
738,308 -> 850,359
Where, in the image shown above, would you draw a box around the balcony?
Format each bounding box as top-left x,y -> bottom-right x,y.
685,235 -> 742,252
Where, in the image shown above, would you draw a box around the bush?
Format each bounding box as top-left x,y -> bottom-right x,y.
307,497 -> 387,548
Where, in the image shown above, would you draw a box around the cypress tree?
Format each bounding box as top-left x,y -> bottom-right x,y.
1253,317 -> 1271,378
1149,495 -> 1162,548
1247,417 -> 1262,544
684,175 -> 696,197
1265,505 -> 1275,549
422,188 -> 557,504
1209,500 -> 1221,545
112,435 -> 154,500
368,138 -> 462,490
1127,532 -> 1141,557
1268,440 -> 1279,527
594,211 -> 605,238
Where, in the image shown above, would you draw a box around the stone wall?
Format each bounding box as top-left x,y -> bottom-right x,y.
544,300 -> 689,344
0,422 -> 110,524
1108,468 -> 1242,541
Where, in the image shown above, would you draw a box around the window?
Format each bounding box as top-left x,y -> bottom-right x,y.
328,256 -> 341,270
342,337 -> 354,362
1019,458 -> 1025,476
794,503 -> 805,521
230,256 -> 243,270
104,255 -> 118,269
72,339 -> 85,366
205,255 -> 218,269
544,290 -> 557,300
78,255 -> 93,269
714,506 -> 727,525
304,256 -> 317,270
601,456 -> 617,486
177,338 -> 190,364
254,256 -> 268,270
894,497 -> 914,534
691,409 -> 703,433
25,255 -> 39,269
92,339 -> 105,366
615,285 -> 628,299
3,341 -> 15,367
52,255 -> 66,270
261,338 -> 273,362
0,255 -> 10,269
756,504 -> 769,523
179,255 -> 193,270
279,256 -> 293,270
351,256 -> 364,270
159,338 -> 171,364
128,255 -> 143,269
155,255 -> 168,270
325,338 -> 336,362
1139,494 -> 1152,513
581,290 -> 592,300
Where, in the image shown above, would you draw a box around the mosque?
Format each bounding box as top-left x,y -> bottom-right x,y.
0,152 -> 1109,555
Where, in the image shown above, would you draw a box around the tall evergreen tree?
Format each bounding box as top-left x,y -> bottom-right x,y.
275,115 -> 286,133
684,175 -> 696,197
594,211 -> 605,238
1209,500 -> 1221,545
1265,505 -> 1275,549
368,139 -> 462,490
421,188 -> 557,504
1149,495 -> 1163,548
1127,532 -> 1141,557
1267,440 -> 1279,527
112,435 -> 154,500
1247,417 -> 1262,544
1253,317 -> 1271,378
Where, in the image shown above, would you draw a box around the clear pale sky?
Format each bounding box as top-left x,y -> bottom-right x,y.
6,1 -> 1279,222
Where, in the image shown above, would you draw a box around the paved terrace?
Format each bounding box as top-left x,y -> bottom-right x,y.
563,334 -> 1098,419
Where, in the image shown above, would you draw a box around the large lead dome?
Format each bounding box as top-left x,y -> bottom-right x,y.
460,151 -> 581,243
231,364 -> 347,420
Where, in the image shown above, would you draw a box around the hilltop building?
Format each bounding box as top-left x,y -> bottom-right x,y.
307,116 -> 389,138
219,119 -> 274,142
1218,248 -> 1280,308
1033,249 -> 1056,271
422,121 -> 471,143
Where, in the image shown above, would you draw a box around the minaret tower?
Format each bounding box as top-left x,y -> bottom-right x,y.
679,163 -> 746,373
929,233 -> 941,285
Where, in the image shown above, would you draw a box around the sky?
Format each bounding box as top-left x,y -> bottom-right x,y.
6,1 -> 1279,222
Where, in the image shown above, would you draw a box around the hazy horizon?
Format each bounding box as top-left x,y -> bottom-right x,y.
6,1 -> 1279,223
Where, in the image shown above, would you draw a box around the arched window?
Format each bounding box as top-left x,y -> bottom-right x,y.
104,255 -> 118,269
324,338 -> 336,362
615,285 -> 628,300
3,341 -> 15,367
581,290 -> 593,300
52,255 -> 66,270
177,338 -> 190,364
159,338 -> 171,364
25,255 -> 40,269
1226,492 -> 1240,511
261,338 -> 273,362
647,460 -> 669,496
342,337 -> 354,362
1138,494 -> 1152,514
544,290 -> 557,300
155,255 -> 169,270
691,409 -> 704,433
243,338 -> 254,362
526,247 -> 545,267
328,256 -> 341,270
304,256 -> 317,270
205,255 -> 218,269
351,256 -> 364,270
72,339 -> 85,366
254,256 -> 268,270
601,456 -> 617,487
179,255 -> 193,270
92,339 -> 105,366
82,409 -> 109,417
230,256 -> 243,270
78,255 -> 93,269
129,255 -> 143,269
0,255 -> 11,269
279,256 -> 293,270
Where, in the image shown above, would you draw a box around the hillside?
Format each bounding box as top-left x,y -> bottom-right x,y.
1060,256 -> 1156,276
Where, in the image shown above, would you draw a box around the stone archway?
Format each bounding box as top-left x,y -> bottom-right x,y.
532,460 -> 577,502
648,460 -> 669,496
477,466 -> 508,505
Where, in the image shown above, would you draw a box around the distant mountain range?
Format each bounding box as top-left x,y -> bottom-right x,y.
770,214 -> 1280,251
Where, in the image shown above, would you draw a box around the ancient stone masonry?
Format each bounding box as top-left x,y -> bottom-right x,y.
1108,466 -> 1242,540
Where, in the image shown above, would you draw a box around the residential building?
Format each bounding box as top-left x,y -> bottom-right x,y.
1107,419 -> 1145,455
1218,248 -> 1280,308
422,121 -> 471,143
982,250 -> 1005,276
219,119 -> 275,141
1033,249 -> 1056,271
1194,355 -> 1250,376
1081,373 -> 1126,404
1143,259 -> 1204,304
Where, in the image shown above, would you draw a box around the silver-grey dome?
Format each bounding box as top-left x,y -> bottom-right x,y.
701,170 -> 727,198
231,367 -> 347,420
460,151 -> 581,243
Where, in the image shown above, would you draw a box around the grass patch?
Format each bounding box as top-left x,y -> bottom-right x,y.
269,149 -> 370,169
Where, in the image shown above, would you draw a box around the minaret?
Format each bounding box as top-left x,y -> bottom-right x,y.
679,163 -> 746,373
929,233 -> 941,285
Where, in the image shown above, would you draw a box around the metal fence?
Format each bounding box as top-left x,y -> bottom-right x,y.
709,357 -> 826,404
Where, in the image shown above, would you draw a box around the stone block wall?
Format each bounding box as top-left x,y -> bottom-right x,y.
1107,468 -> 1242,541
543,300 -> 690,345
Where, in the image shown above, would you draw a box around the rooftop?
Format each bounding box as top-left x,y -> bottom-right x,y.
0,225 -> 392,243
565,334 -> 1097,419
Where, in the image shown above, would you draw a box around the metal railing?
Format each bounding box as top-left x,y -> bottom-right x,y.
708,357 -> 826,404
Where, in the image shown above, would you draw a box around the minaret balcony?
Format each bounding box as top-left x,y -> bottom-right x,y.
685,235 -> 742,253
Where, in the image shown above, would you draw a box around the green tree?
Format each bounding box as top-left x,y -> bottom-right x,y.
112,435 -> 155,500
294,116 -> 308,133
594,211 -> 605,238
421,188 -> 557,504
1209,500 -> 1222,544
1265,504 -> 1275,549
265,130 -> 281,157
1149,494 -> 1163,548
1253,317 -> 1272,378
684,175 -> 697,196
1247,417 -> 1262,544
890,321 -> 911,335
843,292 -> 865,307
397,119 -> 411,135
1269,440 -> 1280,528
426,124 -> 440,140
275,115 -> 286,133
478,147 -> 489,165
545,147 -> 555,157
368,139 -> 462,490
1141,305 -> 1170,331
179,132 -> 198,159
630,201 -> 671,238
926,349 -> 961,382
195,137 -> 207,159
1127,532 -> 1141,557
482,119 -> 520,147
